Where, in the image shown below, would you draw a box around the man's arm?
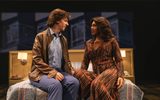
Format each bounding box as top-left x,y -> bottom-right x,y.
32,33 -> 58,78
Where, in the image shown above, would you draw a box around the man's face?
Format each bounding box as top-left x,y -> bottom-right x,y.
57,17 -> 69,32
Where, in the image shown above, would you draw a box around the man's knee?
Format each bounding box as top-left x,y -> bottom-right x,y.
72,78 -> 79,88
68,76 -> 79,86
48,80 -> 62,91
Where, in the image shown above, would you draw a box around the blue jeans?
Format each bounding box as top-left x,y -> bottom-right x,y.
30,72 -> 79,100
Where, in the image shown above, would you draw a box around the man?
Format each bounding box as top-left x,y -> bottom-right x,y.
29,8 -> 79,100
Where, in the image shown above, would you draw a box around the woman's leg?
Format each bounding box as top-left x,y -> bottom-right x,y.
90,68 -> 119,100
74,69 -> 96,99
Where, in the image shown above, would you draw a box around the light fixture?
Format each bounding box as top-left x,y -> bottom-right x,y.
17,52 -> 28,65
120,50 -> 126,57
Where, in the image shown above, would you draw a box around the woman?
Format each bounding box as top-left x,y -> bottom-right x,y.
74,16 -> 124,100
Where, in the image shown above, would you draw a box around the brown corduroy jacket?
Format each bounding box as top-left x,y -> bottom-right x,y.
28,28 -> 73,81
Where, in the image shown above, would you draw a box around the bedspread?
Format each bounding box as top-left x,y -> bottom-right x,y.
7,79 -> 143,100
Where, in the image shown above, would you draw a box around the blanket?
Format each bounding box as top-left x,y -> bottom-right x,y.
6,79 -> 143,100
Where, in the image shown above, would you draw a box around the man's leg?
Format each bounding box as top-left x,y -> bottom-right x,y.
30,75 -> 62,100
61,72 -> 79,100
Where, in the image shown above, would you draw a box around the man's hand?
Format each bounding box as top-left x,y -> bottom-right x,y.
71,70 -> 75,75
117,77 -> 124,89
55,72 -> 64,81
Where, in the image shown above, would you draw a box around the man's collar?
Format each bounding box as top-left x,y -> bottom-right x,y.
49,28 -> 62,37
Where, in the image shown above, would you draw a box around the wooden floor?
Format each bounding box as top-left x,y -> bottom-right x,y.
0,83 -> 160,100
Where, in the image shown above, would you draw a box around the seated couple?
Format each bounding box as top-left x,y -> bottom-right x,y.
29,8 -> 141,100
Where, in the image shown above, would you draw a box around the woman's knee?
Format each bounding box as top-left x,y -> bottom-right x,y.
91,79 -> 97,88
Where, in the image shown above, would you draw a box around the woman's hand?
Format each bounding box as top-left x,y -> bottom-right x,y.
117,77 -> 124,89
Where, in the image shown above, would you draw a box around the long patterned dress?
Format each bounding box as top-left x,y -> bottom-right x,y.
74,37 -> 124,100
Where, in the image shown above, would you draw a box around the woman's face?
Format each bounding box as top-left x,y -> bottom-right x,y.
91,21 -> 97,36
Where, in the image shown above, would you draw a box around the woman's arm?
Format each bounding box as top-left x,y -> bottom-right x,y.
112,39 -> 124,88
112,39 -> 124,78
81,42 -> 90,70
